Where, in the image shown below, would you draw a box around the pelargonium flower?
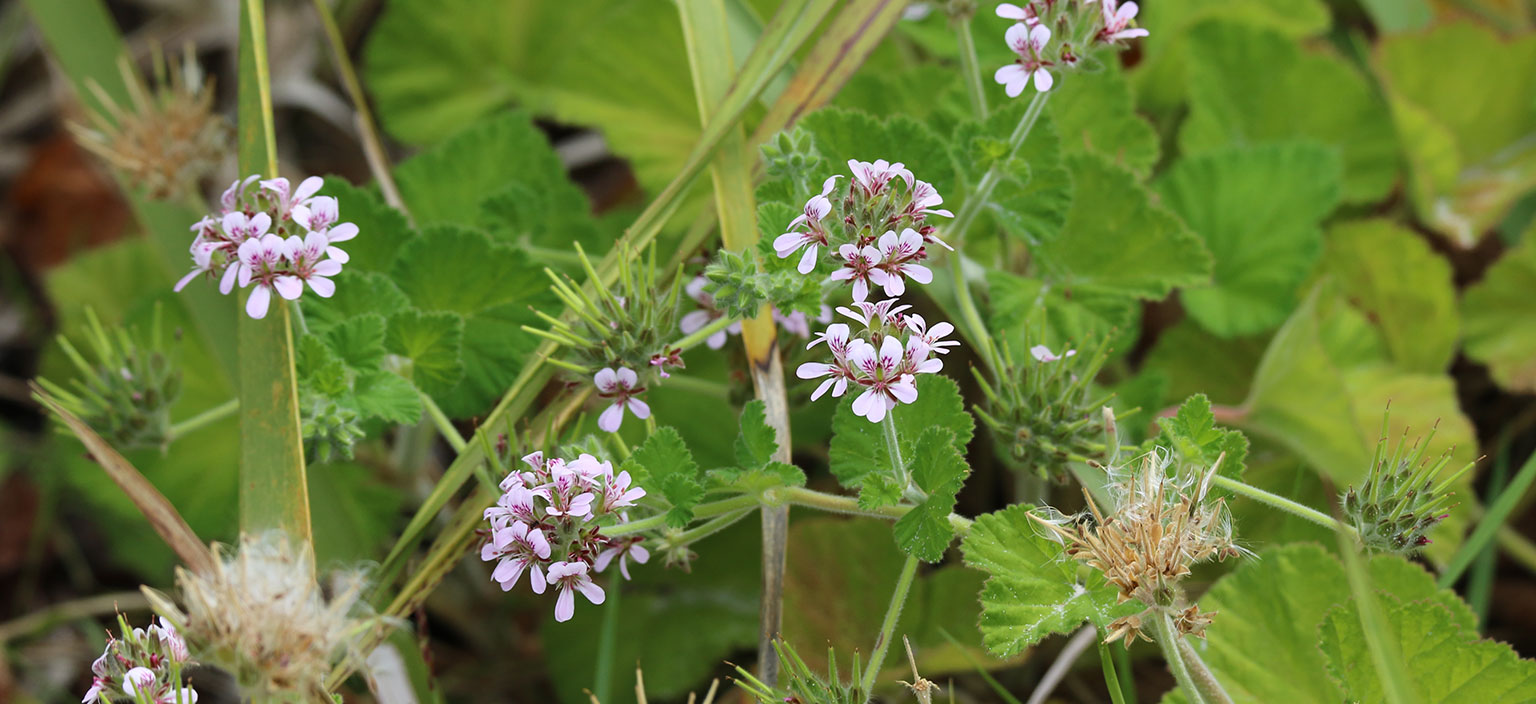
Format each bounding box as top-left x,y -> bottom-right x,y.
847,337 -> 920,423
1030,344 -> 1077,362
175,174 -> 357,320
995,2 -> 1040,25
996,23 -> 1054,96
80,615 -> 198,704
873,228 -> 935,298
773,176 -> 841,274
830,243 -> 890,303
906,314 -> 960,355
679,276 -> 741,349
799,309 -> 951,423
593,367 -> 651,433
1098,0 -> 1148,42
482,450 -> 653,622
548,560 -> 606,623
848,159 -> 914,196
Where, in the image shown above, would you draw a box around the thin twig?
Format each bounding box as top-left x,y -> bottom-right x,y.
1025,626 -> 1096,704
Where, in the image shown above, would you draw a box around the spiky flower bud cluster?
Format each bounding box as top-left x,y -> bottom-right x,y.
82,614 -> 197,704
143,534 -> 382,700
1033,449 -> 1243,646
533,244 -> 689,431
298,395 -> 364,463
974,338 -> 1114,478
1344,417 -> 1472,555
70,46 -> 231,200
760,126 -> 823,191
733,640 -> 867,704
37,307 -> 180,451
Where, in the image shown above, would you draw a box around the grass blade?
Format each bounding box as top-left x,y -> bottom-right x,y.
1439,449 -> 1536,588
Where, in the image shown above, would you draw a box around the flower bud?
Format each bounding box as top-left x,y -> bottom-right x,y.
37,305 -> 180,451
1342,413 -> 1473,556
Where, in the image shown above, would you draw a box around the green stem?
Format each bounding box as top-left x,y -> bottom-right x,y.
884,412 -> 910,491
1210,474 -> 1356,539
1152,612 -> 1208,704
592,577 -> 622,704
1113,639 -> 1137,704
1439,449 -> 1536,588
1099,642 -> 1128,704
307,0 -> 409,217
860,553 -> 920,699
419,391 -> 466,453
600,493 -> 762,538
671,314 -> 740,352
1174,628 -> 1234,704
669,508 -> 755,547
952,13 -> 988,120
948,89 -> 1052,247
167,398 -> 239,440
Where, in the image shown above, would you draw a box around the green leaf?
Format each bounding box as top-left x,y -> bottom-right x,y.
984,270 -> 1139,358
384,309 -> 466,398
1131,0 -> 1330,118
1179,543 -> 1478,704
1156,142 -> 1342,336
1180,22 -> 1397,204
1319,596 -> 1536,703
1034,153 -> 1212,300
962,504 -> 1139,656
320,177 -> 419,274
1155,393 -> 1247,483
955,104 -> 1071,246
1462,238 -> 1536,392
893,427 -> 970,562
800,106 -> 956,196
1377,23 -> 1536,246
302,271 -> 410,329
828,375 -> 973,504
351,371 -> 424,425
321,314 -> 387,372
733,400 -> 779,469
1321,219 -> 1459,374
390,225 -> 545,314
625,427 -> 703,528
1050,67 -> 1159,178
391,112 -> 604,260
388,225 -> 550,416
308,461 -> 405,566
1141,321 -> 1266,407
708,461 -> 807,494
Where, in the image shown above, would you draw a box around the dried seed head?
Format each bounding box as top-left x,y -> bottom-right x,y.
144,533 -> 391,699
1033,449 -> 1244,642
70,45 -> 231,200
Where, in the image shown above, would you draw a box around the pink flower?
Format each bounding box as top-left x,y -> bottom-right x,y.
649,348 -> 684,379
837,299 -> 912,330
280,231 -> 344,299
484,484 -> 539,527
679,277 -> 741,349
1030,344 -> 1077,362
291,196 -> 358,262
482,521 -> 552,593
547,560 -> 606,622
155,618 -> 189,663
234,234 -> 288,319
541,465 -> 596,519
774,176 -> 841,274
1099,0 -> 1148,42
798,323 -> 857,401
906,314 -> 960,354
173,239 -> 226,292
221,211 -> 271,246
260,175 -> 323,216
996,2 -> 1040,25
595,539 -> 650,580
847,337 -> 919,423
830,244 -> 890,303
82,679 -> 106,704
996,23 -> 1054,96
122,667 -> 157,698
905,179 -> 955,224
594,367 -> 651,432
848,159 -> 914,195
220,174 -> 260,212
875,228 -> 934,297
599,469 -> 647,513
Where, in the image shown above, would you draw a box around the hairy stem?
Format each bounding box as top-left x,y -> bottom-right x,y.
860,554 -> 920,699
1099,641 -> 1129,704
952,12 -> 989,119
1209,474 -> 1357,540
1152,612 -> 1208,704
1175,629 -> 1235,704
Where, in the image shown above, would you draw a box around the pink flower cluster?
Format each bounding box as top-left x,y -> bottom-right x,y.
83,617 -> 196,704
481,451 -> 649,622
993,0 -> 1148,97
796,300 -> 956,423
773,160 -> 953,302
174,175 -> 357,319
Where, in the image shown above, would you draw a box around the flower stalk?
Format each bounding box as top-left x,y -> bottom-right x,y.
860,553 -> 920,699
1152,612 -> 1209,704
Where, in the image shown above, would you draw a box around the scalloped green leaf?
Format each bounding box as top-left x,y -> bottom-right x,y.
1321,219 -> 1459,374
893,427 -> 970,562
962,504 -> 1139,656
624,426 -> 703,528
799,106 -> 956,196
1050,66 -> 1159,178
1034,153 -> 1212,300
384,309 -> 466,398
828,375 -> 974,506
1462,238 -> 1536,392
1156,141 -> 1342,336
1180,22 -> 1396,204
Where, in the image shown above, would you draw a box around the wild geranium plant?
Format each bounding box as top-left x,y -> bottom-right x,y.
28,0 -> 1536,703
